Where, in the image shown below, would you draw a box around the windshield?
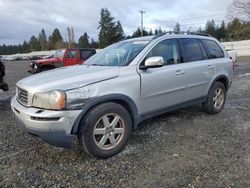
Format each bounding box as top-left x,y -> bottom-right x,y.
85,40 -> 149,66
54,49 -> 65,58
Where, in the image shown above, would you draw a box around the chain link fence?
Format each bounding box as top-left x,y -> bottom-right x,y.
222,40 -> 250,57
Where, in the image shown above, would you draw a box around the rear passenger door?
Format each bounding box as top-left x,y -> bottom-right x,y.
139,39 -> 186,115
178,38 -> 212,101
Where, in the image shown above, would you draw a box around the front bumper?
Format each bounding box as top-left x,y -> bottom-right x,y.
11,97 -> 82,148
28,62 -> 38,74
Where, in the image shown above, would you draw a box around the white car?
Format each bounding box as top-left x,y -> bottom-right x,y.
226,50 -> 237,64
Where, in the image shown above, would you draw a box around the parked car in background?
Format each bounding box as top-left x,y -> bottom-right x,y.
42,55 -> 54,59
22,56 -> 31,60
11,33 -> 233,158
226,49 -> 237,64
0,59 -> 9,91
3,56 -> 17,61
28,48 -> 96,74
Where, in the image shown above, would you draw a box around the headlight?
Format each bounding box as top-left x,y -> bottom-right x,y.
32,90 -> 66,110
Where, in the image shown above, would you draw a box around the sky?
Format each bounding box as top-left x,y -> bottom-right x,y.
0,0 -> 234,45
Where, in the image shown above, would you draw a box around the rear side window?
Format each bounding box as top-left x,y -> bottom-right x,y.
201,39 -> 224,58
179,38 -> 203,62
80,50 -> 95,60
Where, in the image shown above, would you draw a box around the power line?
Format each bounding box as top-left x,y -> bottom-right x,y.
177,13 -> 226,21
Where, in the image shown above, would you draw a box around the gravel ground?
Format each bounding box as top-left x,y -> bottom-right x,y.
0,60 -> 250,187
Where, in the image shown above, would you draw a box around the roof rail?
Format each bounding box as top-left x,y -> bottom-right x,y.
152,31 -> 211,39
188,32 -> 211,37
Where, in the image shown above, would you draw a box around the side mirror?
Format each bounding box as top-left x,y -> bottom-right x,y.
140,56 -> 164,69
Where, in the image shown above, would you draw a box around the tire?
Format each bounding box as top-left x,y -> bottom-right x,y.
2,82 -> 9,91
202,82 -> 226,114
40,68 -> 50,72
79,102 -> 132,158
39,66 -> 55,73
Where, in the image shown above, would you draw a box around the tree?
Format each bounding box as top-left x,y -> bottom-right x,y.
148,29 -> 153,35
78,32 -> 90,48
90,38 -> 99,48
227,18 -> 242,40
48,28 -> 64,49
154,29 -> 158,35
197,27 -> 204,33
98,8 -> 124,48
227,0 -> 250,21
241,21 -> 250,40
174,22 -> 181,33
131,27 -> 149,38
205,19 -> 216,37
38,29 -> 47,50
113,21 -> 125,42
158,27 -> 163,34
132,27 -> 142,37
29,35 -> 40,51
216,21 -> 227,41
22,40 -> 30,53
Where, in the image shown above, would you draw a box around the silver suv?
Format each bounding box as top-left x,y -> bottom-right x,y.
11,33 -> 233,158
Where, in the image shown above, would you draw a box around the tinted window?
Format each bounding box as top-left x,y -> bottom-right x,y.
66,50 -> 78,58
199,40 -> 208,59
144,39 -> 180,66
201,39 -> 224,58
80,50 -> 94,60
179,38 -> 203,62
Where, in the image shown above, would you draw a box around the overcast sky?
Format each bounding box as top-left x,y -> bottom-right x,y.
0,0 -> 233,45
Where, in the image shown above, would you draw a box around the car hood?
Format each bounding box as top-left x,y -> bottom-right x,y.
17,65 -> 120,92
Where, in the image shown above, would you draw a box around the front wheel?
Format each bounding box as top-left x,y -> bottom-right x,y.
202,82 -> 226,114
79,102 -> 132,158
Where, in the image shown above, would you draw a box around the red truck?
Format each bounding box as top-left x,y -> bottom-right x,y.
29,48 -> 96,74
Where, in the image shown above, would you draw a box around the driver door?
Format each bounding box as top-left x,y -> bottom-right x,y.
139,39 -> 186,115
64,50 -> 80,66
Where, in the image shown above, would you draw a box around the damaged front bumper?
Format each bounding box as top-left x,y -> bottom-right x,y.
11,97 -> 82,148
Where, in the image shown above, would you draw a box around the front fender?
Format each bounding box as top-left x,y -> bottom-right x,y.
71,94 -> 140,134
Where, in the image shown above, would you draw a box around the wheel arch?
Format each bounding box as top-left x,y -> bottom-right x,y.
39,64 -> 56,71
209,75 -> 229,92
71,94 -> 140,134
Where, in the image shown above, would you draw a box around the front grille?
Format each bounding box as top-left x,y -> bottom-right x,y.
17,87 -> 28,105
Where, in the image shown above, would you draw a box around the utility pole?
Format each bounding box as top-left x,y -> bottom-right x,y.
139,10 -> 146,36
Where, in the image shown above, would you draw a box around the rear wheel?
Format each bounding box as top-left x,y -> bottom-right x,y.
202,82 -> 226,114
79,102 -> 132,158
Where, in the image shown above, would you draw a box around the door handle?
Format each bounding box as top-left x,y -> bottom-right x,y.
176,70 -> 185,76
208,65 -> 215,70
